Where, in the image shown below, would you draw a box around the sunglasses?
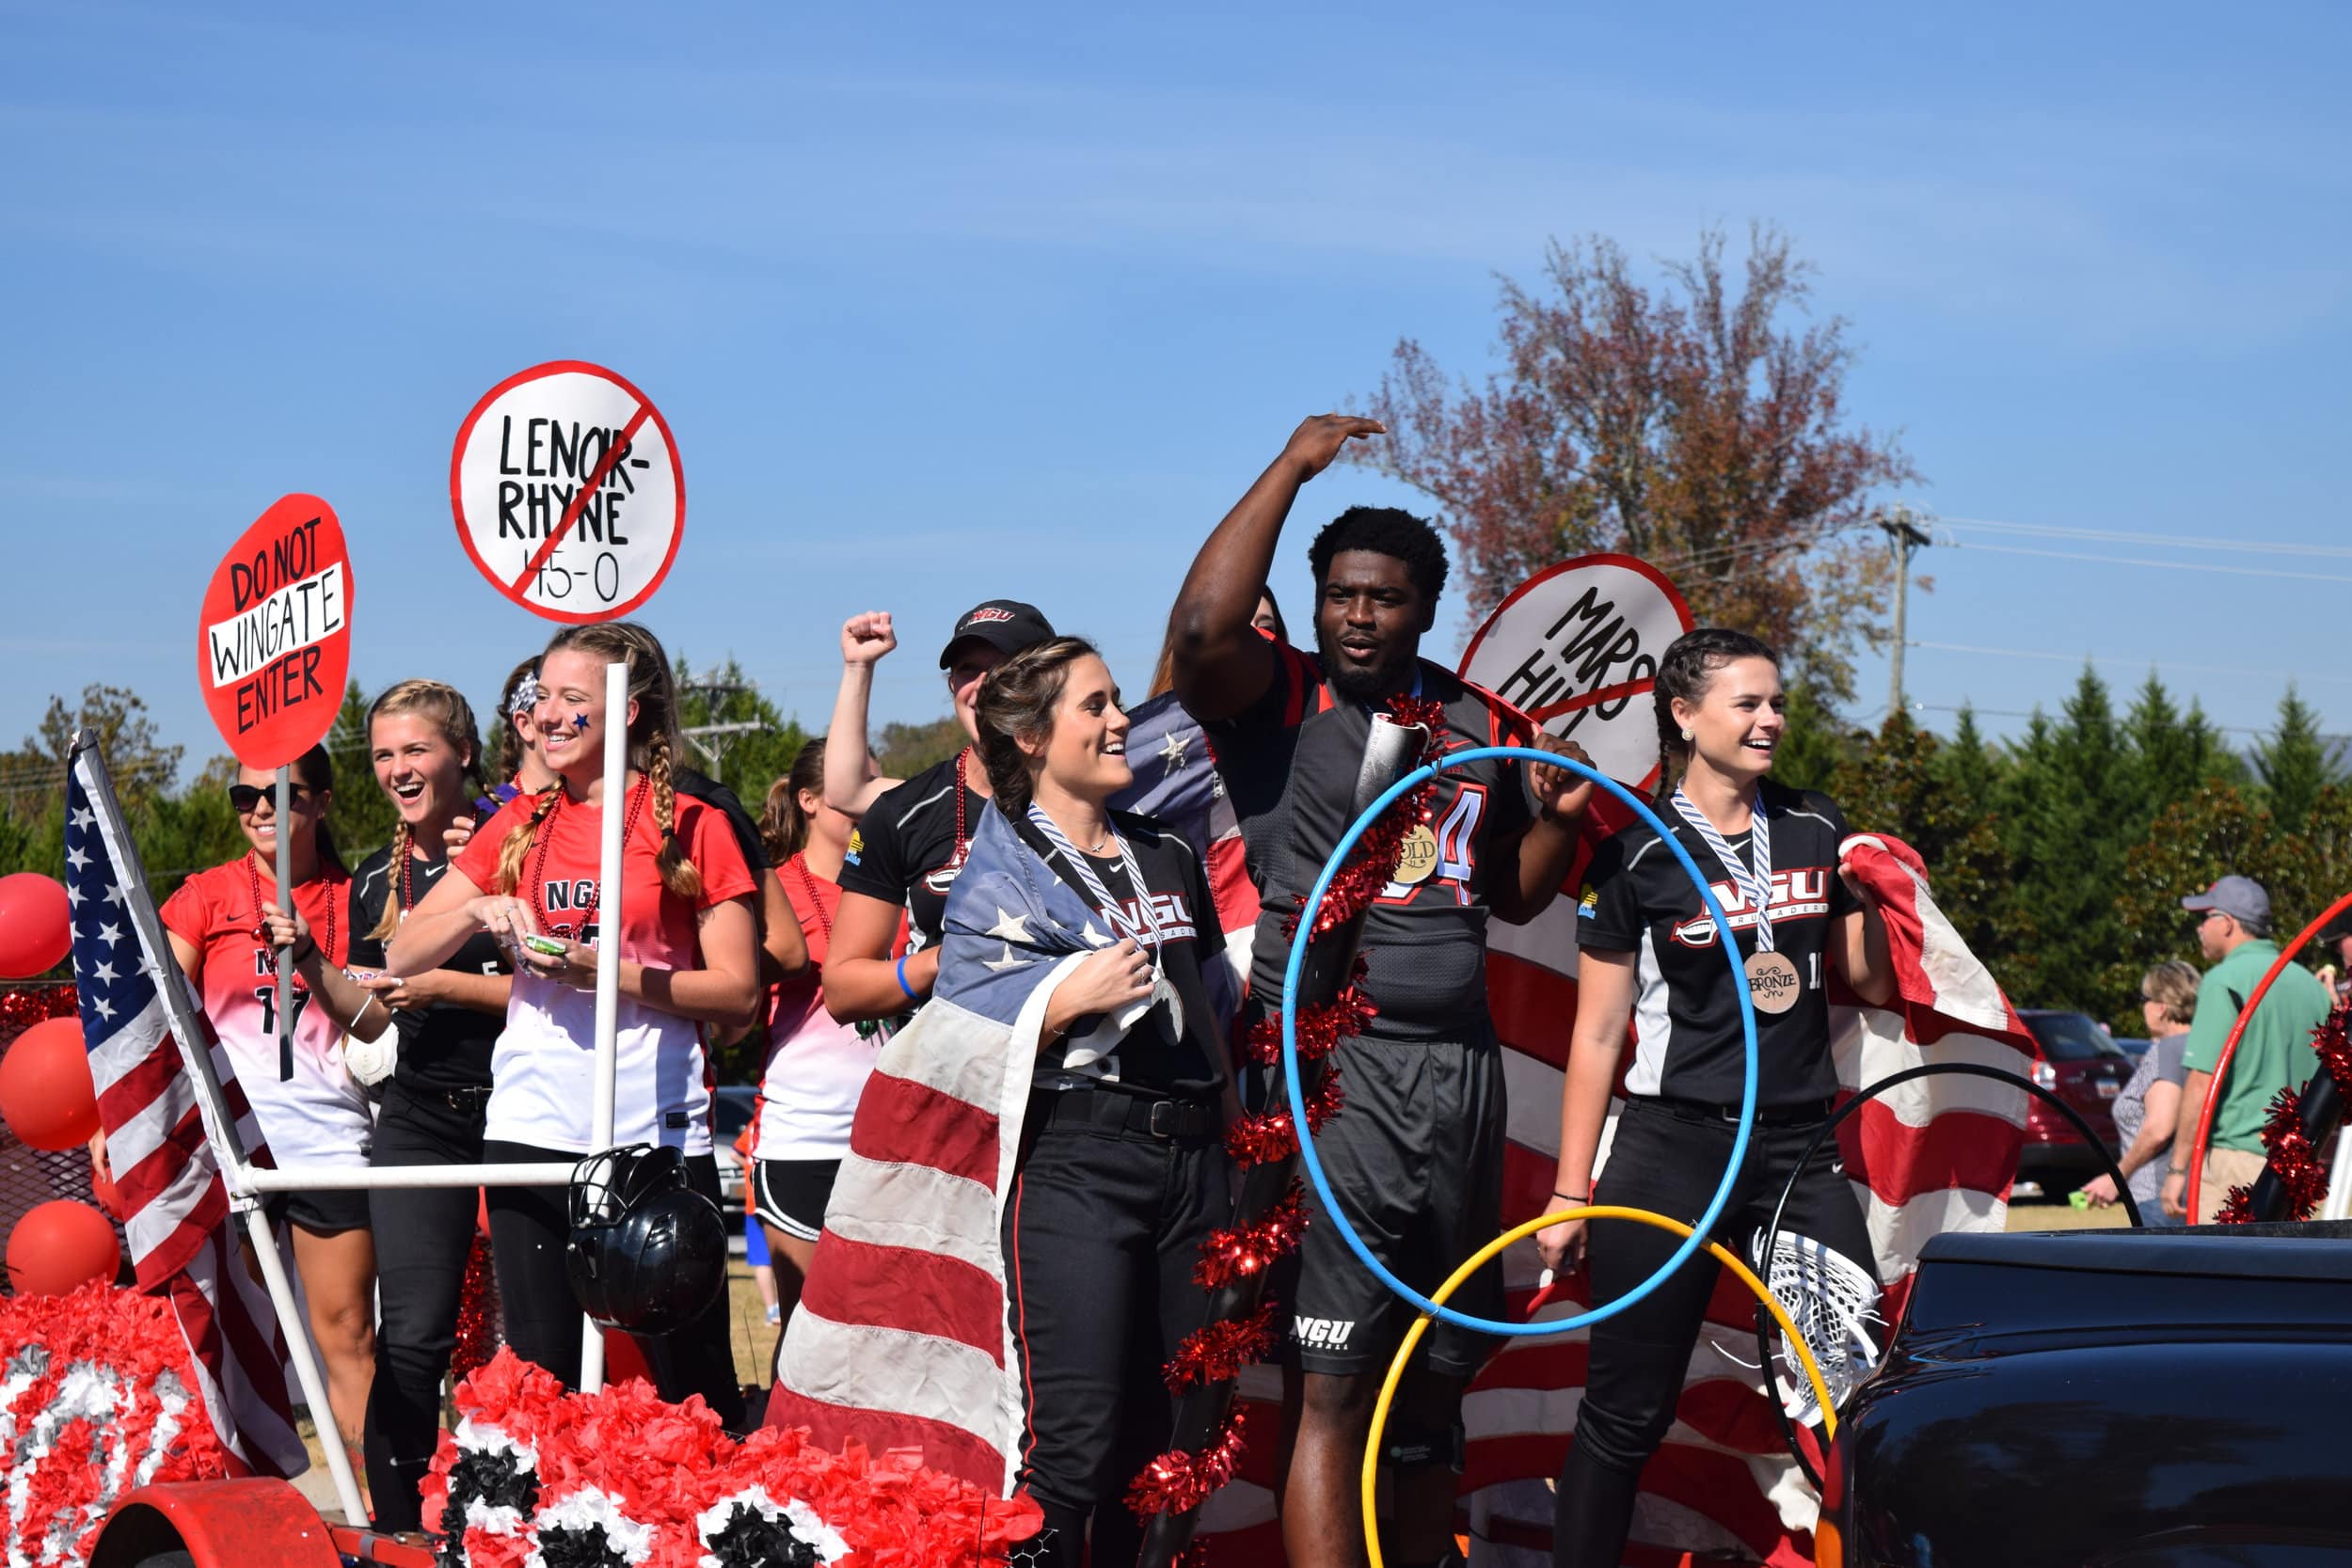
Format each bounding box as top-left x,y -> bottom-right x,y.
228,783 -> 314,815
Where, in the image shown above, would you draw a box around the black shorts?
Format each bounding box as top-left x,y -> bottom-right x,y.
1274,1023 -> 1506,1377
752,1158 -> 841,1243
269,1184 -> 372,1236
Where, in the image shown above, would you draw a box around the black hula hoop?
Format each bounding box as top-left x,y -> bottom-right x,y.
1748,1060 -> 2142,1488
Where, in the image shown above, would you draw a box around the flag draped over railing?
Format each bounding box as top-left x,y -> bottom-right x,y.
68,742 -> 307,1480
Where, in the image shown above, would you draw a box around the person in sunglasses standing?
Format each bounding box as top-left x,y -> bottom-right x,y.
160,744 -> 389,1460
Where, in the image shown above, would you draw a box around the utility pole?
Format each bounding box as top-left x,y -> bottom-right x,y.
678,678 -> 767,772
1883,506 -> 1931,719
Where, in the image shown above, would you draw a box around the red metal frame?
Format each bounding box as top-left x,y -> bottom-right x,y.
89,1481 -> 345,1568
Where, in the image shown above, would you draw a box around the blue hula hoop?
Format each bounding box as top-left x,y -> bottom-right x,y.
1280,746 -> 1759,1338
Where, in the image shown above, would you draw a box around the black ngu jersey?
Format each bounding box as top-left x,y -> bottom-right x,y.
1206,645 -> 1535,1040
1576,783 -> 1860,1107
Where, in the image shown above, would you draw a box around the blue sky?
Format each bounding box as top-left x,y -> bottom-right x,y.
7,1 -> 2350,780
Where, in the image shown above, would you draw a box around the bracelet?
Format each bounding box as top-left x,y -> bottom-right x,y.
290,938 -> 318,967
352,992 -> 384,1029
1552,1188 -> 1589,1205
895,955 -> 917,1002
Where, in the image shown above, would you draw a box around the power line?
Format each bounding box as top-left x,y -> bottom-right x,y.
1939,538 -> 2352,585
1938,515 -> 2352,561
1907,639 -> 2351,686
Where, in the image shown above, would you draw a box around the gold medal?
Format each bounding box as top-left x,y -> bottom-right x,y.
1391,824 -> 1439,885
1744,950 -> 1803,1016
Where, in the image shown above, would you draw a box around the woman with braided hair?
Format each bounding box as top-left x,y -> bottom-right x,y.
389,620 -> 761,1425
1538,627 -> 1895,1565
342,679 -> 516,1528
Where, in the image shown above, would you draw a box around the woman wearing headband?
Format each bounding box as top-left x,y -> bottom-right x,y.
388,621 -> 760,1425
342,679 -> 514,1529
160,744 -> 389,1457
1537,628 -> 1893,1566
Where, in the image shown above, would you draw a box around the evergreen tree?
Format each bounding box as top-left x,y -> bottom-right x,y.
1996,668 -> 2137,1013
1937,703 -> 2004,808
1768,680 -> 1851,795
2251,684 -> 2341,827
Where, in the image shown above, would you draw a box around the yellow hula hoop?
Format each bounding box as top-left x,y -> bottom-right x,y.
1359,1205 -> 1840,1568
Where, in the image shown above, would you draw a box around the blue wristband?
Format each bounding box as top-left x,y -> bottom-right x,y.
895,954 -> 917,1002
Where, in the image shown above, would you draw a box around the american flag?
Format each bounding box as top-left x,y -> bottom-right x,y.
67,743 -> 308,1480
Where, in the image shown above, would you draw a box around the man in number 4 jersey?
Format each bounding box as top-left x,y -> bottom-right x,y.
1168,414 -> 1593,1568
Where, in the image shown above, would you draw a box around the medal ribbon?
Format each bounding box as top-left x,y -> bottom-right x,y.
1670,787 -> 1776,953
1025,803 -> 1169,972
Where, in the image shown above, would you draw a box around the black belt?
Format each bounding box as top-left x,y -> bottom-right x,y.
1040,1086 -> 1219,1142
1639,1094 -> 1835,1127
401,1082 -> 493,1115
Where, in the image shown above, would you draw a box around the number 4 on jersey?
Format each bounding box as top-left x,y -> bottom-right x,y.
1378,784 -> 1486,906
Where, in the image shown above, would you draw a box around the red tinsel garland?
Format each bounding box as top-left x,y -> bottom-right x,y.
2216,1005 -> 2352,1224
1222,1073 -> 1346,1167
1123,1408 -> 1249,1518
1133,695 -> 1451,1528
451,1231 -> 501,1383
1163,1304 -> 1277,1395
0,985 -> 77,1043
1192,1184 -> 1310,1291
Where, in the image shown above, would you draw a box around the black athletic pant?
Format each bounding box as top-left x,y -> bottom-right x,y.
483,1139 -> 748,1433
362,1083 -> 489,1531
1001,1094 -> 1227,1568
1553,1098 -> 1876,1567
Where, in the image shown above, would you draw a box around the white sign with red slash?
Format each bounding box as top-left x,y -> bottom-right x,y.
1458,553 -> 1694,790
450,360 -> 685,623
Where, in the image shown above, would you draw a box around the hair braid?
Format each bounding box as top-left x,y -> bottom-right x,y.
647,729 -> 703,900
493,781 -> 564,895
368,817 -> 413,942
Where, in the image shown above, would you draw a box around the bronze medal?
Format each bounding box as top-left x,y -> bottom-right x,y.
1391,823 -> 1439,886
1744,950 -> 1803,1015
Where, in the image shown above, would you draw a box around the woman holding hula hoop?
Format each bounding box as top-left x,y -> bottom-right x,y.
388,621 -> 762,1427
1537,628 -> 1895,1566
819,601 -> 1057,1022
343,679 -> 516,1528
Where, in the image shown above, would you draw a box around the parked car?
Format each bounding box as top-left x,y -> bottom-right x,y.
1820,1220 -> 2352,1566
2013,1008 -> 2130,1193
711,1084 -> 758,1222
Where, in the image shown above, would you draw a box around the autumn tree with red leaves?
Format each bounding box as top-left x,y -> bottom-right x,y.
1355,224 -> 1917,699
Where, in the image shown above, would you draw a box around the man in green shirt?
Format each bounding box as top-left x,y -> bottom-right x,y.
2162,875 -> 2331,1222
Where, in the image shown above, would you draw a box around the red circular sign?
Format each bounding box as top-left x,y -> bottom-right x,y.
1457,553 -> 1693,790
449,360 -> 686,623
197,494 -> 356,769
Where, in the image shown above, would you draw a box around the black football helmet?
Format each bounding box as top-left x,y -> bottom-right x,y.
564,1144 -> 728,1337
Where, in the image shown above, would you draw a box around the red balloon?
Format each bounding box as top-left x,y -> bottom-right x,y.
0,874 -> 72,979
7,1199 -> 119,1296
0,1016 -> 99,1151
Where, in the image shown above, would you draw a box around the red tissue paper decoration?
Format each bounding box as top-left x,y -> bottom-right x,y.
1222,1071 -> 1346,1168
0,984 -> 77,1044
422,1350 -> 1042,1568
0,1283 -> 230,1568
1124,1408 -> 1250,1519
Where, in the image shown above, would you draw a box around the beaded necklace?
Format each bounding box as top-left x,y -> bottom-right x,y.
246,851 -> 336,973
526,778 -> 650,938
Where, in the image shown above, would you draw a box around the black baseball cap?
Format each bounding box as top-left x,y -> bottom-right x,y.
939,600 -> 1056,668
